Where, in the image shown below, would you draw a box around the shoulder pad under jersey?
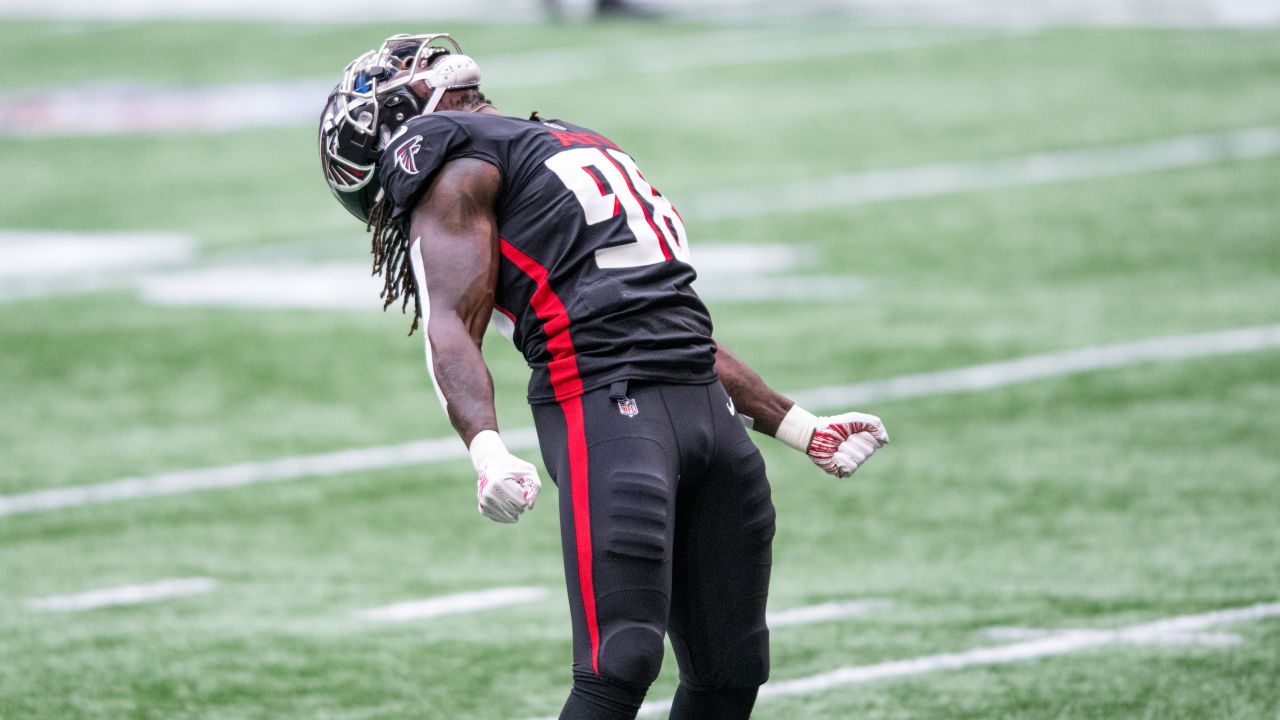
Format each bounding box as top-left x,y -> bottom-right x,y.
378,114 -> 473,220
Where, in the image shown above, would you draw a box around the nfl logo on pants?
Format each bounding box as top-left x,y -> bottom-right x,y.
616,397 -> 639,417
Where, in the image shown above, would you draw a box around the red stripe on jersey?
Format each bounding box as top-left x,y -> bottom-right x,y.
601,152 -> 673,261
498,237 -> 600,673
499,239 -> 584,401
494,304 -> 517,323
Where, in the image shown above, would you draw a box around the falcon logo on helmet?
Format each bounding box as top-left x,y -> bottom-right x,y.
317,32 -> 483,223
321,132 -> 376,191
395,135 -> 424,175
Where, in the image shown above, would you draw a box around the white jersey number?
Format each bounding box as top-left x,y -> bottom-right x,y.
544,147 -> 692,269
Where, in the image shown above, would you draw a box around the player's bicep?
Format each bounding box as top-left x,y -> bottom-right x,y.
409,158 -> 502,342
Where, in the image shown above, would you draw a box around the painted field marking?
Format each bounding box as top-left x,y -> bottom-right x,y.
685,126 -> 1280,219
135,263 -> 385,310
0,0 -> 539,22
0,427 -> 538,519
25,577 -> 216,612
0,29 -> 1012,137
483,29 -> 1024,86
0,231 -> 193,278
356,591 -> 888,628
2,0 -> 1275,26
769,599 -> 892,628
6,0 -> 1275,27
131,244 -> 859,310
592,601 -> 1280,718
981,625 -> 1243,647
0,230 -> 194,301
7,125 -> 1274,300
3,324 -> 1279,519
785,323 -> 1280,409
356,586 -> 549,623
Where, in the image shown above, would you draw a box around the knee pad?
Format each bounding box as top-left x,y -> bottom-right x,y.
598,622 -> 665,690
723,626 -> 770,687
669,685 -> 759,720
677,626 -> 770,689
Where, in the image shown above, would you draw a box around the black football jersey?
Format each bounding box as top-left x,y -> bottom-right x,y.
378,111 -> 716,404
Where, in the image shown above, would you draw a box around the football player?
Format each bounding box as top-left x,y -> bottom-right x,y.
319,33 -> 889,720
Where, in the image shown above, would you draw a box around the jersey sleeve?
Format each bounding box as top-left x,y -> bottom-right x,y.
377,115 -> 488,222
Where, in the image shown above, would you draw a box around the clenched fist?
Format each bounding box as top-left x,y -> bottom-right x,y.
775,406 -> 889,478
469,430 -> 542,523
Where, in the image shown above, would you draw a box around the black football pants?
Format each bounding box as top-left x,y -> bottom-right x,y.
532,380 -> 775,720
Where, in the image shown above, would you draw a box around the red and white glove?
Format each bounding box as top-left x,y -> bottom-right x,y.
469,430 -> 542,523
775,406 -> 889,478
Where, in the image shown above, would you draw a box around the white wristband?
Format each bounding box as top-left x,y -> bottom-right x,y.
468,430 -> 508,472
775,405 -> 817,452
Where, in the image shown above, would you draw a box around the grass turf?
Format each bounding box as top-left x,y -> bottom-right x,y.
1,17 -> 1278,720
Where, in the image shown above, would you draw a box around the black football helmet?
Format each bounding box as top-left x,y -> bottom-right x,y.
319,33 -> 482,223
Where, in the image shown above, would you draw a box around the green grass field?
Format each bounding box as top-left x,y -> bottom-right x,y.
2,17 -> 1279,719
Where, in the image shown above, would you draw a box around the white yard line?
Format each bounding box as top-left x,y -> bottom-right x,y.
358,594 -> 890,626
357,592 -> 889,625
25,577 -> 216,612
769,599 -> 892,628
7,126 -> 1275,300
135,263 -> 386,310
356,586 -> 549,622
130,245 -> 858,310
483,29 -> 1025,85
0,230 -> 195,302
0,231 -> 193,278
784,323 -> 1280,409
685,126 -> 1280,219
3,0 -> 1274,26
0,0 -> 536,22
981,626 -> 1243,646
0,80 -> 334,137
2,324 -> 1278,519
776,0 -> 1280,29
595,601 -> 1280,718
0,428 -> 539,519
0,29 -> 1013,137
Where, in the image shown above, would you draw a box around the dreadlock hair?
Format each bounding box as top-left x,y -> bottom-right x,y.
366,89 -> 494,336
366,193 -> 419,335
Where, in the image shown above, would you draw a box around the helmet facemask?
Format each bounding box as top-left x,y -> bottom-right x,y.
319,32 -> 482,223
337,33 -> 481,145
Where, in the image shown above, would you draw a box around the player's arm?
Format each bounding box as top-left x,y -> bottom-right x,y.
410,158 -> 540,523
715,342 -> 889,478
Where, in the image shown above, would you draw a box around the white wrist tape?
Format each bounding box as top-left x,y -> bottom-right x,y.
468,430 -> 508,472
775,405 -> 818,452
